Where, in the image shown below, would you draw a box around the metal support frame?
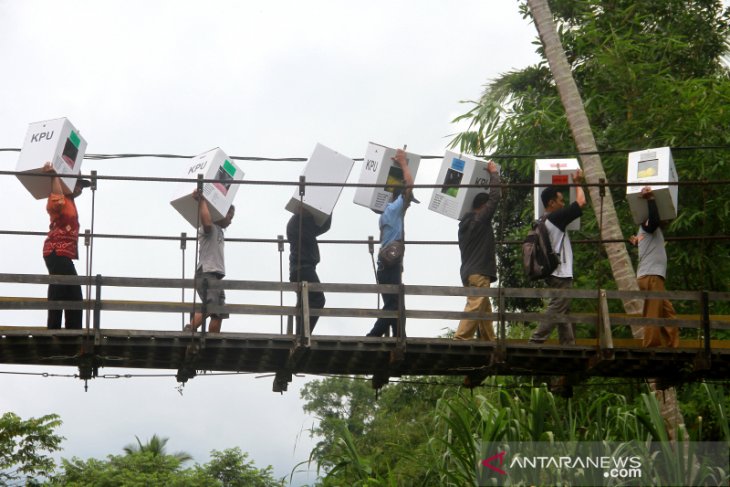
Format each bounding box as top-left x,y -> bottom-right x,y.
300,281 -> 311,348
695,290 -> 712,371
180,232 -> 187,330
200,277 -> 209,341
93,274 -> 102,345
277,234 -> 285,335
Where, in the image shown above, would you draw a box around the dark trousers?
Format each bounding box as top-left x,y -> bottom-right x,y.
290,266 -> 325,334
367,264 -> 403,337
529,275 -> 574,345
43,252 -> 83,329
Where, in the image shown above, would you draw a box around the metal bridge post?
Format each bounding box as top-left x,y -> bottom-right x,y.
180,232 -> 187,331
397,283 -> 407,339
93,274 -> 102,345
201,277 -> 209,338
300,281 -> 311,347
278,234 -> 285,335
695,291 -> 712,370
597,289 -> 614,358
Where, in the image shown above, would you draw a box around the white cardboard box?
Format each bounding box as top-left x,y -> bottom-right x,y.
285,143 -> 354,225
353,142 -> 421,212
16,118 -> 88,199
534,158 -> 581,230
428,151 -> 496,220
626,147 -> 678,224
170,148 -> 244,228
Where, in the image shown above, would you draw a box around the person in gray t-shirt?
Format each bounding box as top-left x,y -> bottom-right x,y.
629,187 -> 678,348
186,190 -> 235,333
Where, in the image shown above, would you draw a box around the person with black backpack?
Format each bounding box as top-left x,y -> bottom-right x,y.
528,169 -> 586,345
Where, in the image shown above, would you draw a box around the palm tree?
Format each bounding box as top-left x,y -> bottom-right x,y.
123,434 -> 193,463
526,0 -> 682,437
525,0 -> 643,324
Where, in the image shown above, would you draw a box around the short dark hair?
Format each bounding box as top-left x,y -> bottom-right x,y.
541,186 -> 562,209
472,192 -> 490,209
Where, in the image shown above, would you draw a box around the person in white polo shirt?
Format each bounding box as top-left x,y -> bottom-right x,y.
529,169 -> 586,345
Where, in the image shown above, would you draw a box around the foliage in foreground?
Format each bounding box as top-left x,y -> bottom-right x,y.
0,418 -> 283,487
0,412 -> 64,486
304,377 -> 729,486
452,0 -> 730,316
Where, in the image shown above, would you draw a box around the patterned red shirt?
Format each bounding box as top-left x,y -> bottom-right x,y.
43,193 -> 79,259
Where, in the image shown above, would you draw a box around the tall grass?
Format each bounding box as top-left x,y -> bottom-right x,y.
315,380 -> 729,485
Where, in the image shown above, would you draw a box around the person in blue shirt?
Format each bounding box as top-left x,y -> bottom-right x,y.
366,148 -> 416,337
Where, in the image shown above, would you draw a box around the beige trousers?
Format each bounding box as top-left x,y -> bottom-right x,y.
454,274 -> 495,341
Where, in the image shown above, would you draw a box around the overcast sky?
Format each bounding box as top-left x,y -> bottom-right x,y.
0,1 -> 540,483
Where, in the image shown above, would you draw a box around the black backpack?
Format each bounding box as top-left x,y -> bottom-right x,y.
522,216 -> 564,280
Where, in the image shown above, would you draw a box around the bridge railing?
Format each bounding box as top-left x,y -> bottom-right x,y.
1,273 -> 728,354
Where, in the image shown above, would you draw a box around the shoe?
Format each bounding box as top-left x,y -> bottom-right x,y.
183,324 -> 193,332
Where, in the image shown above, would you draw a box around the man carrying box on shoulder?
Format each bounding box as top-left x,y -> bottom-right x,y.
186,190 -> 235,333
287,209 -> 331,334
529,169 -> 586,345
366,148 -> 417,338
629,186 -> 679,348
454,161 -> 501,341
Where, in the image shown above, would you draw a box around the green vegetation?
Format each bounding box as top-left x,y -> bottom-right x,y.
0,412 -> 63,485
0,418 -> 282,487
299,377 -> 730,485
451,0 -> 730,319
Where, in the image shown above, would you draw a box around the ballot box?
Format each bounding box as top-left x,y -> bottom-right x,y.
626,147 -> 678,224
285,143 -> 354,225
428,151 -> 497,220
170,148 -> 244,228
353,142 -> 421,212
16,117 -> 88,199
534,158 -> 581,230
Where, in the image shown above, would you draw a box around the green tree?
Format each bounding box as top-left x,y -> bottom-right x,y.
0,412 -> 64,486
50,437 -> 282,487
299,376 -> 458,484
198,447 -> 284,487
51,451 -> 210,487
122,434 -> 192,463
310,379 -> 730,486
452,0 -> 730,307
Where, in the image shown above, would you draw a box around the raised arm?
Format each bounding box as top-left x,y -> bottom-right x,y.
393,148 -> 414,204
476,161 -> 501,221
640,187 -> 660,233
43,161 -> 64,195
573,169 -> 586,207
192,190 -> 214,233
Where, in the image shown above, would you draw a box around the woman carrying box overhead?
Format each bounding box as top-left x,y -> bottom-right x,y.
42,161 -> 90,329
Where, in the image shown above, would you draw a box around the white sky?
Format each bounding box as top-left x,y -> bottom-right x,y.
0,1 -> 540,483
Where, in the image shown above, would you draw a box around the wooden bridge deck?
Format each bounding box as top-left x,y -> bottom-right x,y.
1,328 -> 728,387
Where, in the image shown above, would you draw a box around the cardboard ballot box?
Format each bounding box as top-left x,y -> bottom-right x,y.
170,148 -> 244,228
626,147 -> 678,224
16,118 -> 88,199
353,142 -> 421,212
534,158 -> 581,231
428,151 -> 496,220
285,143 -> 354,225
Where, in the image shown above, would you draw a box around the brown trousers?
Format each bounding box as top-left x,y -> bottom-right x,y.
454,274 -> 495,341
638,275 -> 679,348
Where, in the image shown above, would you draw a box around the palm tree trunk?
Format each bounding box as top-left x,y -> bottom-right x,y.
526,0 -> 683,431
526,0 -> 643,331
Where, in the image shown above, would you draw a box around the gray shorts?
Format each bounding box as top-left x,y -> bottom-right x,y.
195,271 -> 228,319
